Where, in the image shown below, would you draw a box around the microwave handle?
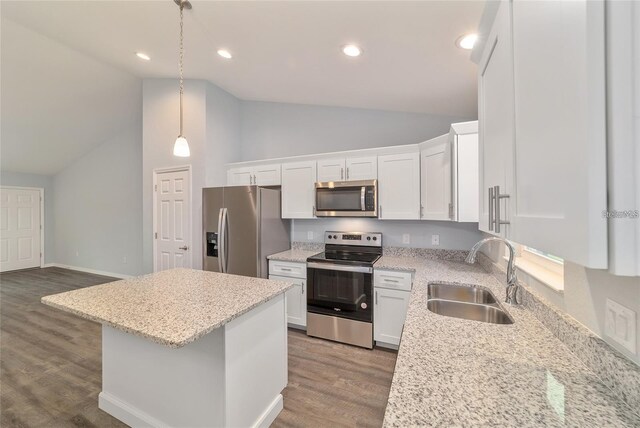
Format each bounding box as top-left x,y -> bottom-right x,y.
361,187 -> 366,211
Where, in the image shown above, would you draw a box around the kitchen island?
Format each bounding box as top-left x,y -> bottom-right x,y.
42,268 -> 292,428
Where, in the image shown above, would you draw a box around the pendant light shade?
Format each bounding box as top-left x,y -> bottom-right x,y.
173,0 -> 191,157
173,136 -> 190,157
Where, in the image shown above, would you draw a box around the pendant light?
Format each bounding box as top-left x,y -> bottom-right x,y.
173,0 -> 192,157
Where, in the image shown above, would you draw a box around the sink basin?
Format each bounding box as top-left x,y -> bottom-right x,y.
427,299 -> 514,325
428,283 -> 497,304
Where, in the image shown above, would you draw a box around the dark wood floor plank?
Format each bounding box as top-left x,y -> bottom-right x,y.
1,267 -> 396,427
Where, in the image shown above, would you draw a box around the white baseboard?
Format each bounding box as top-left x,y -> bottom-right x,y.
99,391 -> 167,428
43,263 -> 133,280
253,394 -> 284,428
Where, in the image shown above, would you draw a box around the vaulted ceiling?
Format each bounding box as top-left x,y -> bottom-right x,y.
1,1 -> 483,175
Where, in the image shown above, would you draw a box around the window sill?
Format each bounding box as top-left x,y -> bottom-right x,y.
503,256 -> 564,294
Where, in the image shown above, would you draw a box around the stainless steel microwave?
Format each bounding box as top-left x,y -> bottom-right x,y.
315,180 -> 377,217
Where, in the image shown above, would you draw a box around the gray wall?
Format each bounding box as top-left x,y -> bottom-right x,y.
293,219 -> 482,250
239,100 -> 473,161
53,125 -> 143,276
0,171 -> 55,263
206,82 -> 241,187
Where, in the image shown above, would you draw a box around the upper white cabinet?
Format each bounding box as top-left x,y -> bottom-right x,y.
227,164 -> 281,186
281,161 -> 317,219
477,0 -> 514,239
476,0 -> 608,268
419,134 -> 451,221
378,152 -> 420,220
316,156 -> 377,182
419,122 -> 479,222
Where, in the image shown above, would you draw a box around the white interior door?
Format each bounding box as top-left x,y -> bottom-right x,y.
0,188 -> 42,272
155,170 -> 191,271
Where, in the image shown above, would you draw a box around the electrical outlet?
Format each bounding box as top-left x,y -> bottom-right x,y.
605,299 -> 637,354
307,231 -> 314,240
431,235 -> 440,246
75,250 -> 79,257
402,234 -> 410,244
123,256 -> 127,264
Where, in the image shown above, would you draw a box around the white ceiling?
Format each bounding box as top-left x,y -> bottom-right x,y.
1,0 -> 483,175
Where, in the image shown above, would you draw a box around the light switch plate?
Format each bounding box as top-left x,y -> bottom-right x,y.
307,231 -> 314,240
605,298 -> 637,354
431,234 -> 440,246
402,234 -> 410,244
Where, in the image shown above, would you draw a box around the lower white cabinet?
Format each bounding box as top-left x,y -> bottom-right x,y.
374,269 -> 412,348
269,260 -> 307,329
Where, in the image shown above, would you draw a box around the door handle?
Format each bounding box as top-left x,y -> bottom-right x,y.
223,208 -> 229,273
217,208 -> 224,272
488,187 -> 495,231
346,167 -> 350,179
178,245 -> 189,251
341,167 -> 344,180
375,290 -> 378,305
494,185 -> 510,234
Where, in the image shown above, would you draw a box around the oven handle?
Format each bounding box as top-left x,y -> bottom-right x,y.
307,262 -> 373,274
360,186 -> 366,211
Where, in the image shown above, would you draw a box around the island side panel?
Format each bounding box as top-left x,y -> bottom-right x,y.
99,325 -> 226,427
224,293 -> 288,428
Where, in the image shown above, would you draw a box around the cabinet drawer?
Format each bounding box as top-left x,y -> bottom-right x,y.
269,260 -> 307,279
374,269 -> 413,291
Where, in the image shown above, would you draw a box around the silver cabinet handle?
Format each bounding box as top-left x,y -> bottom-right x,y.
280,267 -> 292,271
488,187 -> 495,231
449,203 -> 454,219
346,167 -> 350,179
217,208 -> 225,272
383,278 -> 400,283
178,245 -> 189,251
420,205 -> 424,218
301,282 -> 305,295
375,290 -> 378,305
341,167 -> 344,180
494,185 -> 510,234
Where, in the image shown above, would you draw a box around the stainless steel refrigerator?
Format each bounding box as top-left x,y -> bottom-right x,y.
203,186 -> 291,278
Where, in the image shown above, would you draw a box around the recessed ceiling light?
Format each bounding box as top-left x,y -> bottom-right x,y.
135,52 -> 151,61
342,44 -> 362,57
456,33 -> 478,50
217,49 -> 232,59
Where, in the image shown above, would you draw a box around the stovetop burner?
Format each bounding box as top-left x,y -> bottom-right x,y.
307,251 -> 381,266
306,231 -> 382,267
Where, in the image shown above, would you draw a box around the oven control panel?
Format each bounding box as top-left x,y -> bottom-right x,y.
324,231 -> 382,247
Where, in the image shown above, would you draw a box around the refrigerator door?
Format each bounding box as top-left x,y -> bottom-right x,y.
257,188 -> 291,277
203,187 -> 224,272
223,186 -> 259,277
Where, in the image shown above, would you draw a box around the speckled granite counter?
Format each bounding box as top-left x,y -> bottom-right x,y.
42,268 -> 292,348
375,255 -> 640,427
267,248 -> 320,263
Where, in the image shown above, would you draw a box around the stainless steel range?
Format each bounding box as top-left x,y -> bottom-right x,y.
306,231 -> 382,349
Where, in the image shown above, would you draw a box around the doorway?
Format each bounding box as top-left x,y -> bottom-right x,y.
0,187 -> 44,272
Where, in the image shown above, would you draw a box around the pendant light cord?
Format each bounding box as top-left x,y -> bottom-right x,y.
179,2 -> 184,137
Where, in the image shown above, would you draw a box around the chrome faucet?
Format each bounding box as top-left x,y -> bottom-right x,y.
465,237 -> 520,305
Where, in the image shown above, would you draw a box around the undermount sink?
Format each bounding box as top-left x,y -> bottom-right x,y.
426,283 -> 514,325
428,282 -> 497,304
427,299 -> 513,325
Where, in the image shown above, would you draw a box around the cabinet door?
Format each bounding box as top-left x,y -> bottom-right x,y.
510,0 -> 607,268
254,163 -> 281,186
477,0 -> 514,238
227,167 -> 253,186
346,156 -> 377,181
316,158 -> 345,182
270,275 -> 306,328
281,161 -> 317,219
420,134 -> 451,221
377,152 -> 420,219
374,288 -> 410,346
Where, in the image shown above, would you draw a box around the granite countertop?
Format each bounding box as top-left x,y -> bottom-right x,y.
267,248 -> 320,263
41,268 -> 293,348
375,255 -> 640,427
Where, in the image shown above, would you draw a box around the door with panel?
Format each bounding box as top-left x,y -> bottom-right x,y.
269,274 -> 307,328
253,164 -> 281,186
281,161 -> 317,219
345,156 -> 377,181
510,0 -> 607,267
420,135 -> 451,221
374,287 -> 410,346
477,0 -> 514,238
227,167 -> 253,186
0,188 -> 42,272
317,158 -> 345,182
155,170 -> 191,271
377,152 -> 421,220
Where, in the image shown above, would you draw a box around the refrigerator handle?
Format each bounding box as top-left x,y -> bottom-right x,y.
217,208 -> 225,273
223,208 -> 230,273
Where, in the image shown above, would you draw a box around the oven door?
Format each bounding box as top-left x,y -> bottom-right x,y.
315,180 -> 377,217
306,262 -> 372,323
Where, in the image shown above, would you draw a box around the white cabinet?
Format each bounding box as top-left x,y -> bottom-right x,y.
477,0 -> 514,239
450,122 -> 479,223
509,0 -> 607,268
227,164 -> 281,186
377,152 -> 420,220
374,269 -> 412,348
316,156 -> 377,182
420,134 -> 451,221
317,158 -> 345,182
281,161 -> 317,219
345,156 -> 377,181
269,260 -> 307,329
